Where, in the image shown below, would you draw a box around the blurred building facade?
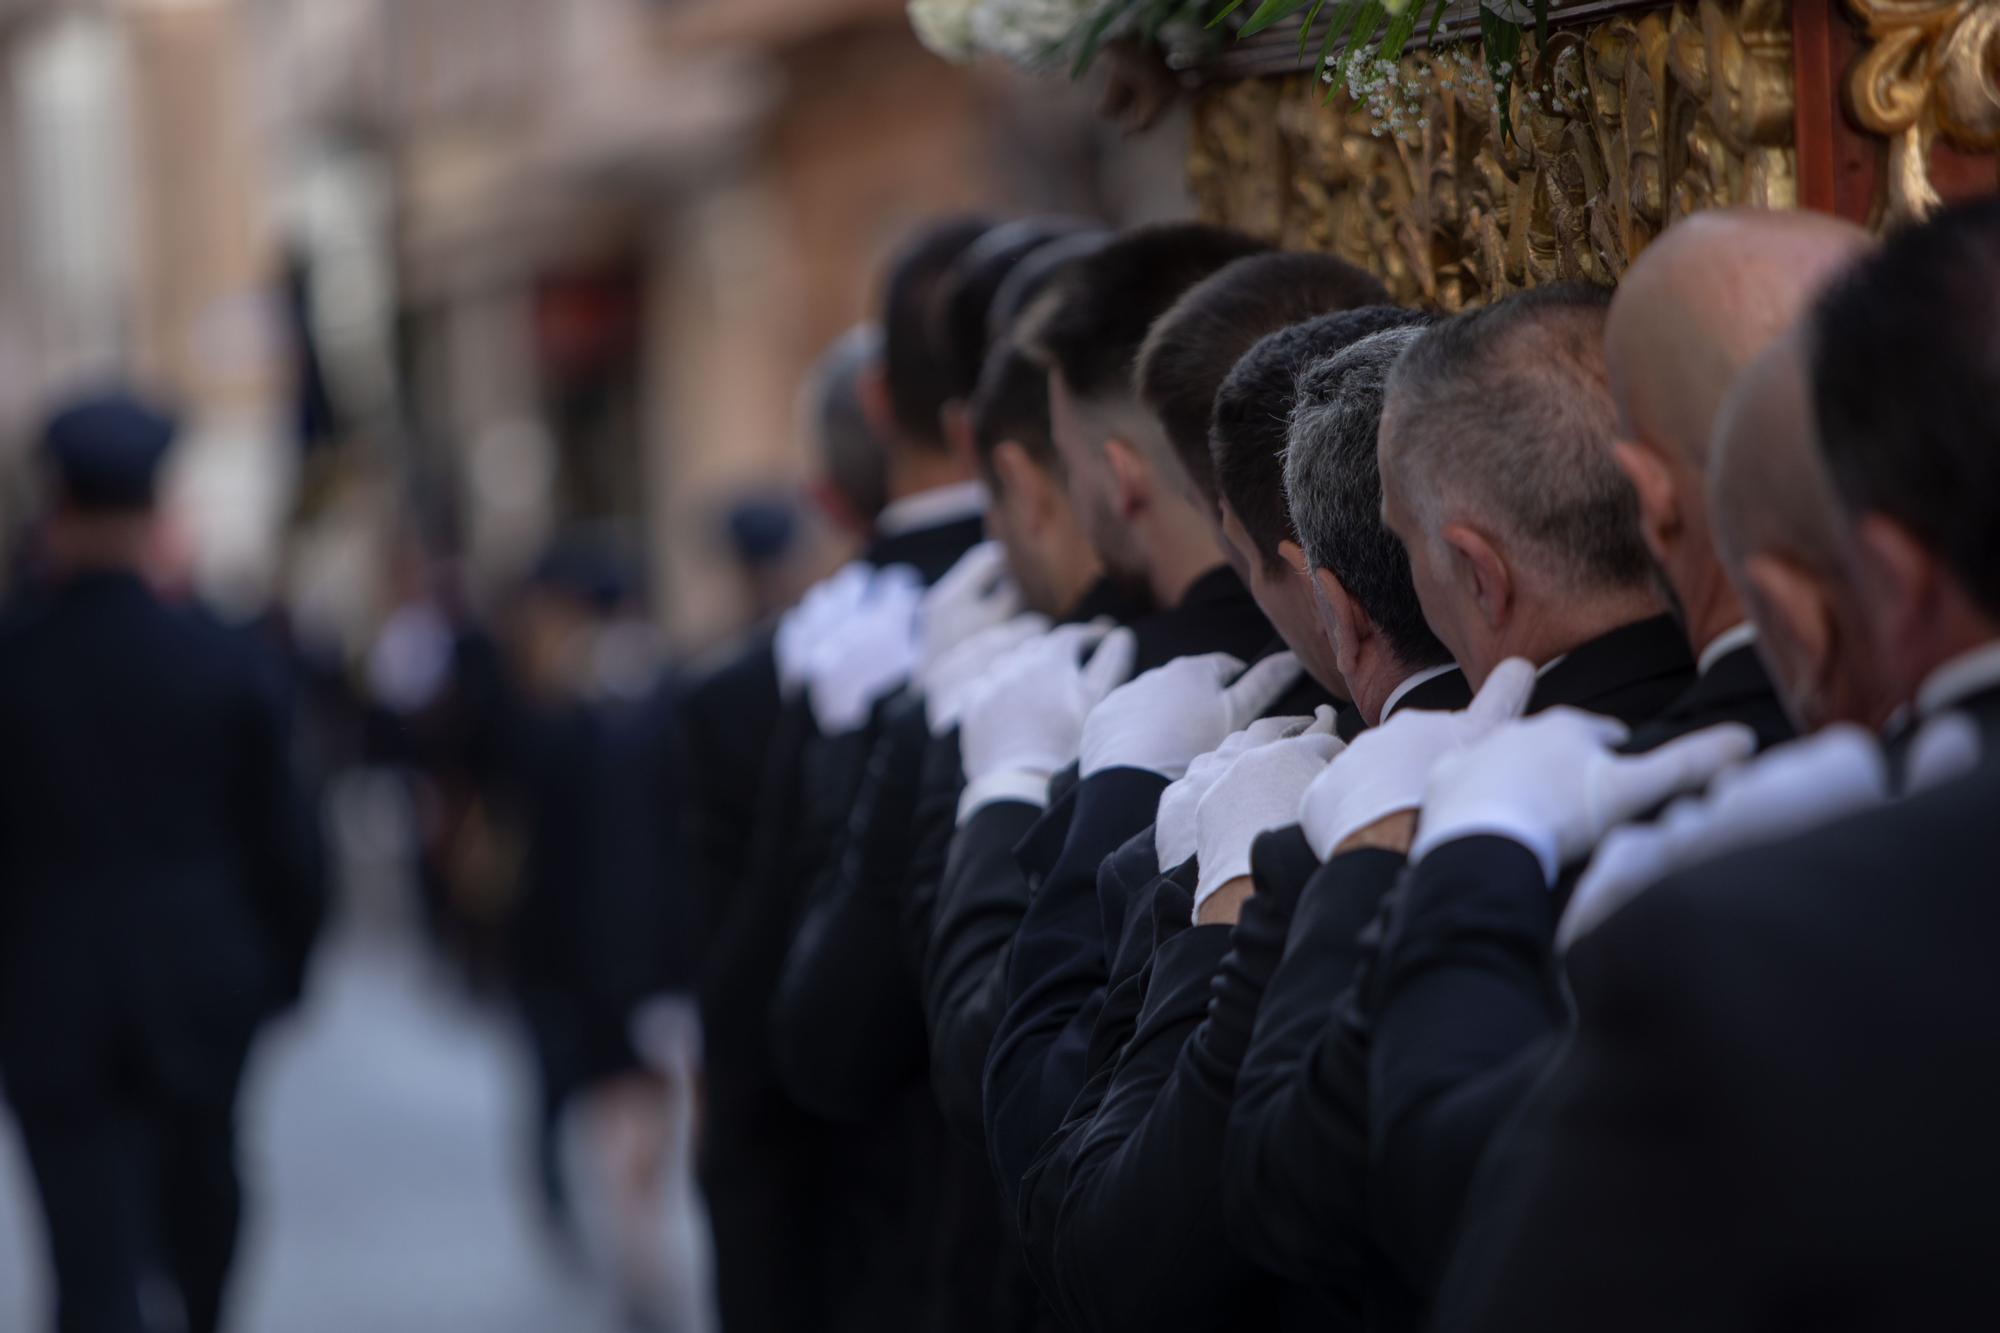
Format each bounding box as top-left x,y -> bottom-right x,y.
253,0 -> 1191,651
0,0 -> 1190,649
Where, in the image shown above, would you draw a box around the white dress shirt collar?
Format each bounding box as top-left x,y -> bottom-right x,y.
875,481 -> 987,538
1696,622 -> 1758,678
1381,663 -> 1458,720
1916,639 -> 2000,718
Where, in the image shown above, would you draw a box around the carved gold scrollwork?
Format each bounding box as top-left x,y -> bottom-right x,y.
1188,0 -> 1797,307
1847,0 -> 2000,223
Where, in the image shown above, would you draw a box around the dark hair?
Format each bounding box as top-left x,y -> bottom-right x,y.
1020,222 -> 1268,402
971,345 -> 1056,489
940,218 -> 1097,403
1212,305 -> 1429,570
1383,282 -> 1651,593
1286,324 -> 1452,669
1137,252 -> 1388,504
1810,196 -> 2000,620
809,326 -> 890,523
881,215 -> 993,449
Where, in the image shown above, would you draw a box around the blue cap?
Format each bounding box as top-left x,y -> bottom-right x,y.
41,390 -> 178,510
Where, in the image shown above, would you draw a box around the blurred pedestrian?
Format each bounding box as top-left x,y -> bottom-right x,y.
0,390 -> 326,1333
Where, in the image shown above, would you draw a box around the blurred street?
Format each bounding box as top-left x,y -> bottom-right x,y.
0,928 -> 656,1333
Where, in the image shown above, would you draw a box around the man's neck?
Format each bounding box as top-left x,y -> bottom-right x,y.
1351,644 -> 1418,726
1501,586 -> 1666,675
1146,516 -> 1232,609
1679,563 -> 1749,666
884,448 -> 974,505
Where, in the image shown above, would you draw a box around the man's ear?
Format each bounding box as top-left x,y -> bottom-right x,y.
1308,561 -> 1368,681
1850,512 -> 1936,642
856,360 -> 899,445
1742,552 -> 1837,727
1102,436 -> 1151,521
1611,438 -> 1681,567
1440,522 -> 1512,630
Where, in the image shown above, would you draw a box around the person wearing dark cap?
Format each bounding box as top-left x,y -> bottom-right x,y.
0,389 -> 325,1333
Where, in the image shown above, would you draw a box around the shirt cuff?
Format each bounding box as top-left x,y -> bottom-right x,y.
956,768 -> 1052,825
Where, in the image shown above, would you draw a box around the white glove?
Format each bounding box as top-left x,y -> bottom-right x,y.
917,542 -> 1021,673
774,562 -> 872,695
1191,708 -> 1344,918
1560,724 -> 1888,950
805,565 -> 924,735
1412,710 -> 1758,883
1153,713 -> 1321,871
955,625 -> 1136,823
922,613 -> 1052,736
1297,658 -> 1537,861
1079,651 -> 1305,781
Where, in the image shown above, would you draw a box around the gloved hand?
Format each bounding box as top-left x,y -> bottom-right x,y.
1411,710 -> 1758,883
1191,708 -> 1344,919
1079,651 -> 1305,780
1154,713 -> 1320,871
805,565 -> 924,736
1559,723 -> 1888,950
1297,658 -> 1537,861
775,562 -> 872,696
955,625 -> 1136,823
917,542 -> 1021,673
922,613 -> 1052,736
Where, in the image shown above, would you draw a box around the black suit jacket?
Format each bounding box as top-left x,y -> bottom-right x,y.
981,565 -> 1275,1216
0,572 -> 324,1110
1020,670 -> 1462,1332
1435,753 -> 2000,1333
1223,616 -> 1690,1320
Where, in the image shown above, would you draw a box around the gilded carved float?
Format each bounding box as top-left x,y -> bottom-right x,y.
1183,0 -> 2000,305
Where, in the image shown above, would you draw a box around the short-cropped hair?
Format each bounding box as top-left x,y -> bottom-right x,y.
1810,195 -> 2000,620
882,215 -> 993,449
1137,251 -> 1388,504
1020,223 -> 1267,403
1212,304 -> 1431,571
1286,325 -> 1451,669
1382,282 -> 1650,594
940,218 -> 1097,405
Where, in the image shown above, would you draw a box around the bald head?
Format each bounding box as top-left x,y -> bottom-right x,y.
1710,333 -> 1847,578
1608,209 -> 1871,470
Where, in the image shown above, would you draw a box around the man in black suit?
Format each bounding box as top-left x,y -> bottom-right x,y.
698,216 -> 991,1333
1017,315 -> 1470,1333
1601,207 -> 1870,753
1219,286 -> 1697,1323
1428,193 -> 2000,1333
0,391 -> 324,1333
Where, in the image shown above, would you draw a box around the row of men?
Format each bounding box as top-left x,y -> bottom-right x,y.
680,194 -> 2000,1333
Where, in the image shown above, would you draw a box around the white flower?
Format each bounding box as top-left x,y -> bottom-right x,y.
970,0 -> 1095,68
910,0 -> 981,62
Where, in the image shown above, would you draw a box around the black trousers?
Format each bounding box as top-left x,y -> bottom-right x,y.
15,1090 -> 243,1333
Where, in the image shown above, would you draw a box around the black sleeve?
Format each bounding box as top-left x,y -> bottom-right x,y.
1365,834 -> 1567,1295
923,796 -> 1044,1144
1026,879 -> 1292,1333
1222,847 -> 1411,1307
676,634 -> 778,954
769,693 -> 930,1121
1432,882 -> 1740,1333
899,724 -> 965,978
984,766 -> 1169,1217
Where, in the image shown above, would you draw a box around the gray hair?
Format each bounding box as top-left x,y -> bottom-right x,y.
1379,283 -> 1651,595
805,325 -> 890,524
1284,326 -> 1451,668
